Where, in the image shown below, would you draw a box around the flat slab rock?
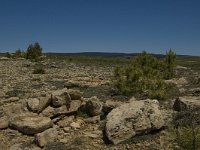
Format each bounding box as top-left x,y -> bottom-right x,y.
9,113 -> 53,135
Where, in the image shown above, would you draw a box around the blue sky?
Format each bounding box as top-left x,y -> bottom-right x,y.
0,0 -> 199,55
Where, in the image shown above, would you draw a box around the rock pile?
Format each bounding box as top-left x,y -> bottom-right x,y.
0,88 -> 84,148
0,86 -> 167,148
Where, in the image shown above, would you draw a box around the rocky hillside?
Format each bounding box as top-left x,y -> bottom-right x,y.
0,58 -> 199,150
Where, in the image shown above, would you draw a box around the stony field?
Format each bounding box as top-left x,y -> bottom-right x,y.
0,57 -> 199,150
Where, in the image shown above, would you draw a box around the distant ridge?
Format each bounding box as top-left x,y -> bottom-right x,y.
45,52 -> 194,58
45,52 -> 164,58
0,52 -> 197,58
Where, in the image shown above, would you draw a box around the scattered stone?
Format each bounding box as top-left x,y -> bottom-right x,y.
84,115 -> 100,124
68,89 -> 82,100
173,96 -> 200,111
64,81 -> 80,88
68,100 -> 82,113
85,99 -> 102,116
27,98 -> 40,112
35,128 -> 58,147
83,132 -> 100,139
9,143 -> 42,150
70,122 -> 81,130
103,100 -> 122,114
40,106 -> 55,118
9,113 -> 53,135
0,116 -> 9,129
3,103 -> 25,119
176,65 -> 188,70
0,57 -> 10,60
51,88 -> 71,107
40,100 -> 82,118
63,127 -> 71,133
165,77 -> 188,87
57,116 -> 75,128
105,99 -> 164,145
189,88 -> 200,96
7,97 -> 20,102
9,143 -> 23,150
37,96 -> 51,113
27,96 -> 51,113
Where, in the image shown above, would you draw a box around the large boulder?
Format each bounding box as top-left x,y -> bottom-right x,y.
105,99 -> 164,145
9,113 -> 53,135
35,128 -> 58,147
51,88 -> 71,107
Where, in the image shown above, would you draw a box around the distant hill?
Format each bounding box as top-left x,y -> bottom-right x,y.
0,52 -> 197,59
45,52 -> 167,58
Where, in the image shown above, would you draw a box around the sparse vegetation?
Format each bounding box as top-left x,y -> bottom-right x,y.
172,108 -> 200,150
32,66 -> 45,74
5,52 -> 12,58
113,50 -> 176,100
0,50 -> 200,150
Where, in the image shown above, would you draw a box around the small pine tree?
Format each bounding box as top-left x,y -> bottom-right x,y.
26,42 -> 43,60
165,49 -> 176,79
113,50 -> 177,100
13,49 -> 22,58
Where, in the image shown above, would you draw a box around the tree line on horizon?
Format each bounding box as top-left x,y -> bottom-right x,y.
5,42 -> 43,60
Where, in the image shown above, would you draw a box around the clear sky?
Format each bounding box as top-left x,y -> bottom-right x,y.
0,0 -> 199,55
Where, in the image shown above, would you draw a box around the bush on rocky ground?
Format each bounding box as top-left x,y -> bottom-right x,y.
26,42 -> 43,60
33,66 -> 46,74
113,50 -> 176,100
171,108 -> 200,150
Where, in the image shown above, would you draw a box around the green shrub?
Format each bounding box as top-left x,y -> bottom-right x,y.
172,108 -> 200,150
174,127 -> 200,150
164,49 -> 176,79
113,50 -> 176,100
26,42 -> 43,60
32,67 -> 45,74
5,52 -> 12,58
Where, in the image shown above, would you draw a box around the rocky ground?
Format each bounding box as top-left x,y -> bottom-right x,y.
0,58 -> 199,150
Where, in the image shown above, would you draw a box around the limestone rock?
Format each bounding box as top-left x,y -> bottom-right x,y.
0,57 -> 10,60
27,97 -> 51,113
85,99 -> 102,116
57,116 -> 75,128
35,128 -> 58,147
40,100 -> 82,118
102,100 -> 122,114
3,103 -> 24,119
0,116 -> 9,129
105,99 -> 164,145
68,89 -> 82,100
27,98 -> 40,112
70,119 -> 84,130
68,100 -> 82,113
9,113 -> 53,135
40,106 -> 55,118
51,88 -> 71,107
173,96 -> 200,111
9,143 -> 42,150
84,115 -> 100,124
